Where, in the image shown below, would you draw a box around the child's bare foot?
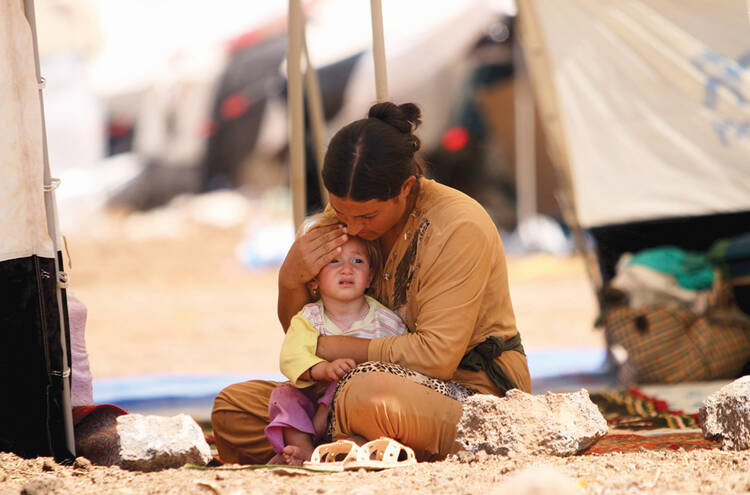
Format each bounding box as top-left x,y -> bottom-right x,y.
282,444 -> 314,466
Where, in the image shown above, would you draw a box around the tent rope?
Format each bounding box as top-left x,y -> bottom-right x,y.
43,177 -> 61,192
57,270 -> 70,289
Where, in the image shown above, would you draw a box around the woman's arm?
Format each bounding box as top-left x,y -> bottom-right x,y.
277,224 -> 348,330
316,335 -> 370,363
277,284 -> 312,334
368,221 -> 498,380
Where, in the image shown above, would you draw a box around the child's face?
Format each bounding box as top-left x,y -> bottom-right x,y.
314,237 -> 372,303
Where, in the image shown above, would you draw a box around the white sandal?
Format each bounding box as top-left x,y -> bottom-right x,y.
303,439 -> 360,472
345,437 -> 417,470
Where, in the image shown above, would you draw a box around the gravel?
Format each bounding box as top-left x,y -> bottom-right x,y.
2,449 -> 749,495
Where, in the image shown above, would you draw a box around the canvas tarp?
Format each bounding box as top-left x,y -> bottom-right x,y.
1,0 -> 54,263
519,0 -> 750,229
1,0 -> 74,460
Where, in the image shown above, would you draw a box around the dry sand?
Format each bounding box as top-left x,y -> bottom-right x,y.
6,205 -> 746,494
2,449 -> 749,495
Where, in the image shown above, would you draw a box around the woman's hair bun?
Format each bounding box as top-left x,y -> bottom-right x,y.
368,102 -> 422,134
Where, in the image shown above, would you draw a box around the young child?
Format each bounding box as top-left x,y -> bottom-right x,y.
265,216 -> 407,465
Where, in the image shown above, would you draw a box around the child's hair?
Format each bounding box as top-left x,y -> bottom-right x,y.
298,212 -> 382,278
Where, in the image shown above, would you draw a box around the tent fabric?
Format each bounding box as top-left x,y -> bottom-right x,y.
0,0 -> 74,461
521,0 -> 750,228
1,0 -> 54,262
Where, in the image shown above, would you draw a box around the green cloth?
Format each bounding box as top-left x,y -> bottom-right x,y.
458,334 -> 525,393
627,246 -> 714,290
710,234 -> 750,279
708,239 -> 731,278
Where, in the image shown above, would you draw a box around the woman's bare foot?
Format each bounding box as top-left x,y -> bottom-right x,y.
282,444 -> 314,466
266,453 -> 286,465
347,434 -> 367,446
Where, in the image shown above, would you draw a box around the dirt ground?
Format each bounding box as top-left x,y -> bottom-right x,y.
2,449 -> 749,495
6,202 -> 748,494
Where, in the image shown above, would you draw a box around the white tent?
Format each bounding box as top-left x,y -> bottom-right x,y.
517,0 -> 750,289
1,0 -> 75,460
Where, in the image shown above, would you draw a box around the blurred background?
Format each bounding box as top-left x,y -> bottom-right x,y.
41,0 -> 564,230
34,0 -> 750,412
37,0 -> 593,396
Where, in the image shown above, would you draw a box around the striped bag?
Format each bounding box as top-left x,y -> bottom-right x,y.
603,303 -> 750,384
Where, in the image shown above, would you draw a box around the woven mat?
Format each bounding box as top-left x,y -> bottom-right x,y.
585,387 -> 720,454
583,432 -> 719,454
200,421 -> 220,460
590,387 -> 701,431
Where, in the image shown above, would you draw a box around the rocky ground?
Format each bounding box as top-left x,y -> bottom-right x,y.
7,201 -> 747,494
2,449 -> 749,495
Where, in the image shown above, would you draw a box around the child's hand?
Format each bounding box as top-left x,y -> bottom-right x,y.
310,358 -> 356,381
328,358 -> 356,380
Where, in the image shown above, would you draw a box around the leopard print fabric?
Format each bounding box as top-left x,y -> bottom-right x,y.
324,361 -> 475,441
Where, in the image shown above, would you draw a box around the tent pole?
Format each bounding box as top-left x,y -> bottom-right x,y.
370,0 -> 389,102
513,40 -> 537,224
23,0 -> 76,458
516,0 -> 602,293
288,0 -> 306,230
303,37 -> 329,205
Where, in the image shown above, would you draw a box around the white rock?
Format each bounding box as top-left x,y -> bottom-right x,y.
116,414 -> 212,471
699,375 -> 750,451
492,466 -> 581,495
456,389 -> 608,456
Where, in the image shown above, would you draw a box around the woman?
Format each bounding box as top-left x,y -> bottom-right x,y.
212,102 -> 531,464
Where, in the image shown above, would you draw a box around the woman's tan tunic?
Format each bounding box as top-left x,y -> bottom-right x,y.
211,178 -> 530,464
367,178 -> 530,394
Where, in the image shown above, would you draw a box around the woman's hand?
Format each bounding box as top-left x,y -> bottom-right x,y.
277,224 -> 348,330
310,358 -> 356,381
279,224 -> 348,289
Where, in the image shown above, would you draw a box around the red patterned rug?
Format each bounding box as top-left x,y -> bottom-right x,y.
584,432 -> 719,454
590,387 -> 701,430
585,387 -> 720,454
